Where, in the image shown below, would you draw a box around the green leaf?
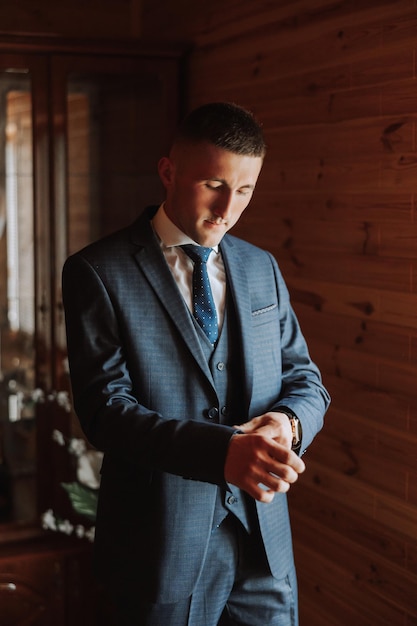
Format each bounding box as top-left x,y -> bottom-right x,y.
61,482 -> 98,522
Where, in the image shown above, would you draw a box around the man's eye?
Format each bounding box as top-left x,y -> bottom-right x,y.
205,182 -> 222,190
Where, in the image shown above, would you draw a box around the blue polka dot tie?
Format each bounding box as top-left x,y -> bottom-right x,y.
181,245 -> 219,344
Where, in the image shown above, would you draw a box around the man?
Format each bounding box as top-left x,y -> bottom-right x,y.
62,102 -> 330,626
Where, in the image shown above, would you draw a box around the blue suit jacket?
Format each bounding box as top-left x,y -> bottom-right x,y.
62,206 -> 330,603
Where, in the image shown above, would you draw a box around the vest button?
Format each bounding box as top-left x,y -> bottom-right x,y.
207,407 -> 219,420
227,495 -> 237,505
216,362 -> 225,371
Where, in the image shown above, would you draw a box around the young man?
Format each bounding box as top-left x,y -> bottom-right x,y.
62,102 -> 330,626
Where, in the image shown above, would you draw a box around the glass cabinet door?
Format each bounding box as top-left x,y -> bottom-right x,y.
0,71 -> 36,523
0,53 -> 51,527
0,45 -> 180,536
52,53 -> 180,391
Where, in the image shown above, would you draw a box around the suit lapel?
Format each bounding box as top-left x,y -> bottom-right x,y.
130,213 -> 215,386
128,212 -> 255,401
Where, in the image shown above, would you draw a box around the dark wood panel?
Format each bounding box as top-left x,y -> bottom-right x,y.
181,5 -> 417,622
0,538 -> 110,626
0,0 -> 142,39
243,190 -> 413,223
280,251 -> 412,293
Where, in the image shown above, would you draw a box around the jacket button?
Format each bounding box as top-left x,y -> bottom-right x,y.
221,406 -> 229,417
216,362 -> 225,371
207,407 -> 219,420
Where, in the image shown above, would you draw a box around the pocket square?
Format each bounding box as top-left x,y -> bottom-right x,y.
252,303 -> 277,316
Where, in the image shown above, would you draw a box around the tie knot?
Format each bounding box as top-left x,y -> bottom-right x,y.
181,244 -> 213,264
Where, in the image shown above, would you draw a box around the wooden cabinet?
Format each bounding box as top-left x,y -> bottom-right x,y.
0,537 -> 118,625
1,542 -> 67,625
0,34 -> 182,623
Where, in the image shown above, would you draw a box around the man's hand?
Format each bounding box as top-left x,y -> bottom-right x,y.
224,412 -> 305,503
237,411 -> 295,447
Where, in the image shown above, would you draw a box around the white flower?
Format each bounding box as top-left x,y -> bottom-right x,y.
85,527 -> 95,542
76,449 -> 103,489
31,388 -> 45,403
75,525 -> 85,539
56,391 -> 71,412
68,437 -> 87,457
41,509 -> 57,531
57,519 -> 74,535
52,429 -> 65,446
45,429 -> 101,539
41,510 -> 95,543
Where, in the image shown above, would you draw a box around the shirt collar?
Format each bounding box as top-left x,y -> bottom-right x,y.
152,203 -> 219,252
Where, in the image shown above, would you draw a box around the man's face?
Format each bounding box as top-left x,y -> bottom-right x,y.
158,141 -> 263,247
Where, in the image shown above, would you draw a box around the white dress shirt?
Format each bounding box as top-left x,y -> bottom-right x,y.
152,204 -> 226,331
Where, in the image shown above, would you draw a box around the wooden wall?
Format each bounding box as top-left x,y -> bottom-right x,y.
143,2 -> 417,625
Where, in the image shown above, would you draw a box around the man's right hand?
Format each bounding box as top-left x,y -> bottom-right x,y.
224,431 -> 305,503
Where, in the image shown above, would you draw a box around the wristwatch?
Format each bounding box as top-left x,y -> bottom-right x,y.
277,407 -> 302,453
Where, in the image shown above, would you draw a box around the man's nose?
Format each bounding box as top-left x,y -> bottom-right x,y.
213,190 -> 233,219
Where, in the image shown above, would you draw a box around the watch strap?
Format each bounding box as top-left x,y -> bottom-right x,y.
276,406 -> 302,453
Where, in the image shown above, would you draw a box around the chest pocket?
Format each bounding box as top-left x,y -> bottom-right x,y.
251,302 -> 278,327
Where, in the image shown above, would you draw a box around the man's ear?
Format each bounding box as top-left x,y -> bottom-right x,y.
158,156 -> 174,187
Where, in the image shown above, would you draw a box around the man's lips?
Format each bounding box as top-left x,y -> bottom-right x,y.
205,219 -> 227,226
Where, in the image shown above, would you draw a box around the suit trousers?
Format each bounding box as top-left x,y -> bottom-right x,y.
111,513 -> 298,626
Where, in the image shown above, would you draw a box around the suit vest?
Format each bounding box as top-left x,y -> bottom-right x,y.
192,297 -> 255,533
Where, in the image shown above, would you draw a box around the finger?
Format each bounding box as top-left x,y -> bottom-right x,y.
266,462 -> 299,484
264,441 -> 306,474
246,483 -> 278,502
248,457 -> 294,493
248,477 -> 291,501
266,450 -> 305,482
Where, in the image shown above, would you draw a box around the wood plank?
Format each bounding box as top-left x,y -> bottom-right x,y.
292,517 -> 417,622
265,116 -> 415,161
256,147 -> 416,195
309,430 -> 407,501
190,43 -> 413,105
279,251 -> 412,294
240,191 -> 413,223
0,0 -> 139,39
290,485 -> 409,571
295,550 -> 408,626
285,276 -> 417,329
185,0 -> 415,63
293,310 -> 415,365
310,372 -> 411,432
293,530 -> 411,624
260,216 -> 375,254
238,214 -> 380,253
295,456 -> 417,542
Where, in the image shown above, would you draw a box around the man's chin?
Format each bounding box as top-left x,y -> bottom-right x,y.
200,224 -> 227,247
200,236 -> 225,248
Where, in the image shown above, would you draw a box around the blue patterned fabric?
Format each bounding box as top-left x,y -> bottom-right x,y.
181,244 -> 219,344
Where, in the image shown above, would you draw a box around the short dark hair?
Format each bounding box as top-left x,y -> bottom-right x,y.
174,102 -> 266,158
